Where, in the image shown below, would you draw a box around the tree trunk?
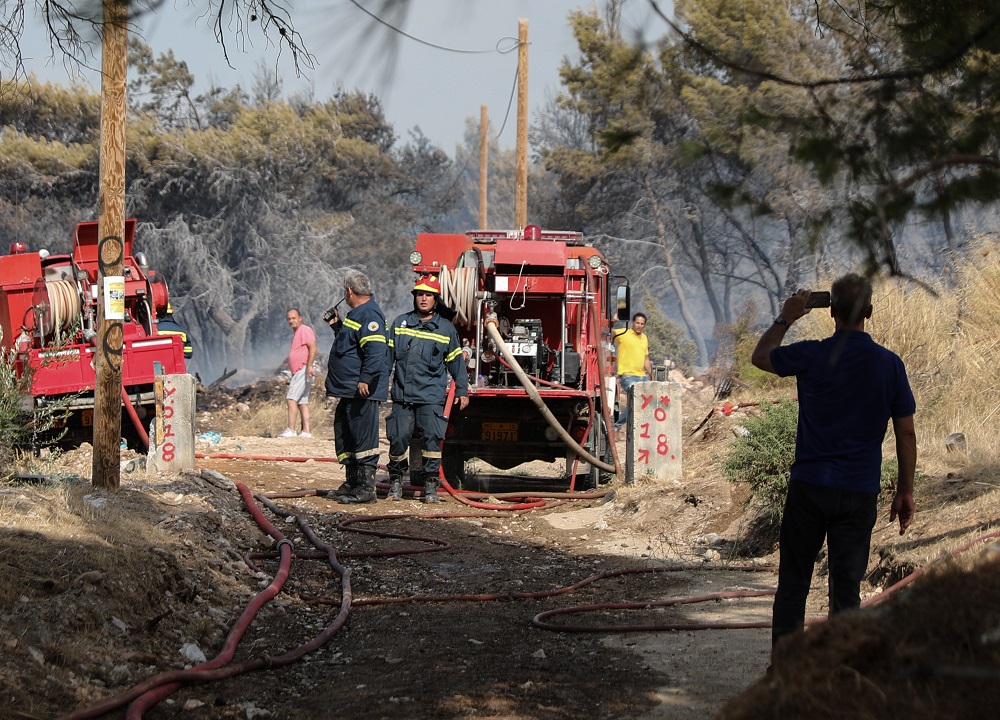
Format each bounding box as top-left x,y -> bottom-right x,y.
208,295 -> 263,371
644,175 -> 709,367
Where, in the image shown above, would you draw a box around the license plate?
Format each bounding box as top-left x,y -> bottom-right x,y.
81,410 -> 93,427
481,422 -> 518,441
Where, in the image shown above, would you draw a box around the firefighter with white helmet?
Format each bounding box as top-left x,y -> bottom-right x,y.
385,274 -> 470,502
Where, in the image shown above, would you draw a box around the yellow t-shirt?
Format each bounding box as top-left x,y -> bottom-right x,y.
614,329 -> 648,377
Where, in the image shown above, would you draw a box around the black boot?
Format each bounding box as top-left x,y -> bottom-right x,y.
422,476 -> 440,504
387,472 -> 403,501
340,466 -> 378,504
332,466 -> 358,498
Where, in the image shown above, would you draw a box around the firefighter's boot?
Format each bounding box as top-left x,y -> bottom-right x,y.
339,466 -> 378,504
422,476 -> 440,504
387,471 -> 404,501
332,466 -> 358,498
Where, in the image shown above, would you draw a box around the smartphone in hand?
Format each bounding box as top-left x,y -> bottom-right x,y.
806,291 -> 831,309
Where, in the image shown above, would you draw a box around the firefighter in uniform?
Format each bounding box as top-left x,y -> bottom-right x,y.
156,303 -> 193,358
386,275 -> 470,503
325,270 -> 389,504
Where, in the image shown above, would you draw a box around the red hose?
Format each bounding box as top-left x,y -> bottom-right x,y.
59,482 -> 352,720
530,527 -> 1000,634
123,483 -> 295,718
435,381 -> 554,510
121,386 -> 149,449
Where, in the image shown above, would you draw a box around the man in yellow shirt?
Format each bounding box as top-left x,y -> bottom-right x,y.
613,312 -> 652,430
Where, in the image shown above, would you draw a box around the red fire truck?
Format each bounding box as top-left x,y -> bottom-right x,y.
410,225 -> 627,488
0,219 -> 187,445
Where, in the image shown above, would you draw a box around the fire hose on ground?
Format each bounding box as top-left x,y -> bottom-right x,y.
59,465 -> 1000,718
58,481 -> 352,720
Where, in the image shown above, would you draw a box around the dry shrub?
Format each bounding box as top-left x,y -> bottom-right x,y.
231,380 -> 333,437
868,236 -> 1000,474
243,400 -> 291,436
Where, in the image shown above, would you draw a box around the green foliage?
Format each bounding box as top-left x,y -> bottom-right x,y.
0,352 -> 69,478
720,302 -> 788,390
640,292 -> 698,375
879,457 -> 923,494
0,69 -> 459,378
723,399 -> 798,521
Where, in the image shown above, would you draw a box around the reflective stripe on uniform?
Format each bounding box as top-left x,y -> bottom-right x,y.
394,326 -> 450,345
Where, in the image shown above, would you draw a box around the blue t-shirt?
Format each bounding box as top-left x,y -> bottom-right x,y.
770,330 -> 916,494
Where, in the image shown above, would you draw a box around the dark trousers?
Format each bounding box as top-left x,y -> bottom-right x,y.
386,402 -> 447,478
332,397 -> 381,469
772,480 -> 878,648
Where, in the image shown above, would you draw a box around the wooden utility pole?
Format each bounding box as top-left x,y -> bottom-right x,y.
479,105 -> 489,229
91,0 -> 129,490
514,18 -> 528,229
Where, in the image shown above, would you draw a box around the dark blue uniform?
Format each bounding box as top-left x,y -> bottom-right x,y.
325,299 -> 388,469
386,310 -> 468,481
157,317 -> 193,358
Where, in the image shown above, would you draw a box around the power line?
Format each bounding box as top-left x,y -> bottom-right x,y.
348,0 -> 520,56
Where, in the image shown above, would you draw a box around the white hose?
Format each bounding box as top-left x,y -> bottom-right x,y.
484,319 -> 616,473
41,280 -> 82,344
439,266 -> 478,328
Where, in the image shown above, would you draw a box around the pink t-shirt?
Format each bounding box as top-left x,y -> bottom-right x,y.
288,325 -> 316,374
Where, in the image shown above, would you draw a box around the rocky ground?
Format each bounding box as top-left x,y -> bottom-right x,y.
2,379 -> 1000,719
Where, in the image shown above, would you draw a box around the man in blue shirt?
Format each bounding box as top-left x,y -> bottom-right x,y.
751,273 -> 917,654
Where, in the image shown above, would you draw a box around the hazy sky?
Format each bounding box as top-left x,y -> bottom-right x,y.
21,0 -> 669,153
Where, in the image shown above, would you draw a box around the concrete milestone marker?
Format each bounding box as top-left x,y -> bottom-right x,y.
623,380 -> 682,483
147,372 -> 197,474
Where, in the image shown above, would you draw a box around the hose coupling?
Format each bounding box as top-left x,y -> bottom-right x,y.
276,538 -> 295,554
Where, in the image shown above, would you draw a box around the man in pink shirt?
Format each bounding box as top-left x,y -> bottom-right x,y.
279,308 -> 318,438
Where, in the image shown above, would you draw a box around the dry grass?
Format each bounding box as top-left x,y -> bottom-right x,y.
232,382 -> 334,437
0,481 -> 177,611
871,237 -> 1000,474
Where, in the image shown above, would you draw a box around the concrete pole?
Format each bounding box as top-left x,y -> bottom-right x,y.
514,18 -> 528,229
478,104 -> 489,229
91,0 -> 129,490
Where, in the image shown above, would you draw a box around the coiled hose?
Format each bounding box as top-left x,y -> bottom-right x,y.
438,265 -> 479,328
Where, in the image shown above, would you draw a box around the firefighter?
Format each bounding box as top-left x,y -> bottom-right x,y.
386,274 -> 470,503
325,270 -> 389,504
157,303 -> 193,359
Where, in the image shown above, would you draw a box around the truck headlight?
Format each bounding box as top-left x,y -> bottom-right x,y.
587,254 -> 603,269
409,251 -> 422,265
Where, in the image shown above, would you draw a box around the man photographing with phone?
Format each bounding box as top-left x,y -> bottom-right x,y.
751,274 -> 917,660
